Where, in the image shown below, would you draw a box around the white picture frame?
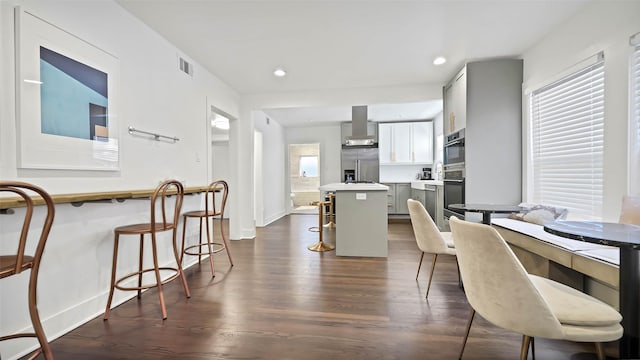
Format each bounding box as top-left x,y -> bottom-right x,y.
14,7 -> 120,171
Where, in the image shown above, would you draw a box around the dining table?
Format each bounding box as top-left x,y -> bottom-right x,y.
448,203 -> 526,225
543,221 -> 640,359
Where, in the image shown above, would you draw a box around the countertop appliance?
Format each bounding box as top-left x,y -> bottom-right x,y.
420,167 -> 432,180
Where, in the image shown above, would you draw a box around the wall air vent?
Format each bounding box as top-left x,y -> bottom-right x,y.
179,56 -> 193,77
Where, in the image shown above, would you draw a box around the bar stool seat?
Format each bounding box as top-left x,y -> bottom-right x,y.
104,180 -> 190,321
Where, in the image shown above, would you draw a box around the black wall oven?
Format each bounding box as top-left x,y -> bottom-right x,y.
444,129 -> 465,166
443,164 -> 465,219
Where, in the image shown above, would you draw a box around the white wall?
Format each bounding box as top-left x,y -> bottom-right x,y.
521,0 -> 640,221
253,110 -> 286,225
0,1 -> 239,359
212,142 -> 230,218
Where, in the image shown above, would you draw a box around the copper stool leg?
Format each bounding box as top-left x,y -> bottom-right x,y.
205,214 -> 216,275
104,234 -> 120,320
308,201 -> 335,252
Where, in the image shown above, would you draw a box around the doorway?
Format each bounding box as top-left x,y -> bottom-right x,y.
289,143 -> 320,214
207,103 -> 232,218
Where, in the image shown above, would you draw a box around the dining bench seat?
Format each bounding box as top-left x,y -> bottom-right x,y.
491,218 -> 619,309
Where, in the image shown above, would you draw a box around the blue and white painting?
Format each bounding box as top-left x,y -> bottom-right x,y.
40,46 -> 109,141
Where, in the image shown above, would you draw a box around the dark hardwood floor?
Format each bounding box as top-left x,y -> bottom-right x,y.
38,215 -> 613,359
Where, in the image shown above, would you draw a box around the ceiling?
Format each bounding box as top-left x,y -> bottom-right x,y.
263,100 -> 443,127
117,0 -> 590,126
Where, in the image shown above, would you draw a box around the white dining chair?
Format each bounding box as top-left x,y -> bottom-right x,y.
449,216 -> 622,360
407,199 -> 457,299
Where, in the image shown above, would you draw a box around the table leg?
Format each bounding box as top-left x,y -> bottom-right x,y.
482,212 -> 491,225
619,248 -> 640,359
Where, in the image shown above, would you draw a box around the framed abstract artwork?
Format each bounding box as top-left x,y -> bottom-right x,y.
14,7 -> 120,171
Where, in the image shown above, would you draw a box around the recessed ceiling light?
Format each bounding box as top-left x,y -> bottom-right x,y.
273,68 -> 287,77
433,57 -> 447,65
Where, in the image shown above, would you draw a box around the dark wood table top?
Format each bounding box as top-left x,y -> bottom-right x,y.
448,203 -> 526,214
544,221 -> 640,249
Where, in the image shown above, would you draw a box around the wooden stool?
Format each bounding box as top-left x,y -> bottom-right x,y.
103,180 -> 190,320
323,192 -> 336,229
308,200 -> 335,252
0,181 -> 55,359
181,180 -> 233,277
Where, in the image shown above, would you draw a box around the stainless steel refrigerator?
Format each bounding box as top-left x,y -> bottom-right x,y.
341,147 -> 379,183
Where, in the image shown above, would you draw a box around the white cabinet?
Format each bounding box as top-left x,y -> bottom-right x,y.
393,123 -> 412,163
378,124 -> 392,163
412,122 -> 433,163
379,122 -> 433,165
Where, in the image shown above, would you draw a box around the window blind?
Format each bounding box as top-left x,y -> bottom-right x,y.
634,45 -> 640,165
530,59 -> 604,220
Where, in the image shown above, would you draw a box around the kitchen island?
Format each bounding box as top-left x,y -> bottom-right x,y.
319,182 -> 389,257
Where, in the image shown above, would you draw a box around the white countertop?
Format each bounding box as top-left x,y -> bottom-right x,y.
410,180 -> 443,190
320,183 -> 389,192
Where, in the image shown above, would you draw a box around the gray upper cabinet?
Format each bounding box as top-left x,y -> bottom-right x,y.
444,67 -> 467,136
442,58 -> 523,206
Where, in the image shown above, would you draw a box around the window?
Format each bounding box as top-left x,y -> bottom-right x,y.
631,35 -> 640,194
529,56 -> 605,220
299,156 -> 318,177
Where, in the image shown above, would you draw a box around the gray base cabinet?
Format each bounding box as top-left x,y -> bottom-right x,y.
383,183 -> 411,215
335,190 -> 388,257
411,185 -> 444,229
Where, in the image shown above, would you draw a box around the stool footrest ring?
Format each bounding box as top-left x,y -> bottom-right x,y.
114,267 -> 180,291
183,242 -> 227,256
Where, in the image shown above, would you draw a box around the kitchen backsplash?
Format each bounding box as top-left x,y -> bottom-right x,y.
379,164 -> 428,182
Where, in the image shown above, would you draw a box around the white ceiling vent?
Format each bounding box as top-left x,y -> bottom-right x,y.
178,56 -> 193,77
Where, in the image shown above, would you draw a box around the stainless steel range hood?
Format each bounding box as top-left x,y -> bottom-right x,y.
344,105 -> 376,147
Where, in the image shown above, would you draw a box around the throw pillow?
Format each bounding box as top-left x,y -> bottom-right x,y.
509,204 -> 568,225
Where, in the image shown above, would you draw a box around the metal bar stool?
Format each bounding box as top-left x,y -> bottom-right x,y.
180,180 -> 233,277
308,200 -> 335,252
0,181 -> 55,360
103,180 -> 190,320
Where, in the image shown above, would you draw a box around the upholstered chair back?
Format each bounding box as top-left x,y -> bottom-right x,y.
449,216 -> 565,339
408,199 -> 448,254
